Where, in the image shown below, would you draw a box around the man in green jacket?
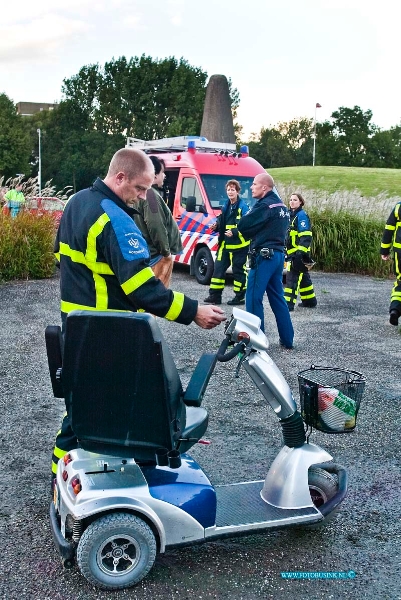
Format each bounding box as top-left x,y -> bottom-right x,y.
134,156 -> 182,288
4,184 -> 25,218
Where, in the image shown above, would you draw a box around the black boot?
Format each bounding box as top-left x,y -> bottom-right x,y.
227,291 -> 246,306
389,309 -> 400,326
204,294 -> 222,305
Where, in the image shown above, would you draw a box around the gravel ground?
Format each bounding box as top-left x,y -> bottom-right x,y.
0,268 -> 400,600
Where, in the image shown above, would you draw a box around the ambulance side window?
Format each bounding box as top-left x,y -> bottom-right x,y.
181,178 -> 205,212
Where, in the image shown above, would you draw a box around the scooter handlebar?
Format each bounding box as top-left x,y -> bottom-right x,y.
216,337 -> 249,362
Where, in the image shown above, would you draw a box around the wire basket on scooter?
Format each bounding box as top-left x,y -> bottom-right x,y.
298,365 -> 365,433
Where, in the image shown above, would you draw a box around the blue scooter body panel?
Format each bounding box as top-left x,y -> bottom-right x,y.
142,454 -> 216,528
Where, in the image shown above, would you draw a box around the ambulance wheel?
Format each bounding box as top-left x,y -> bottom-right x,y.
194,247 -> 214,285
308,467 -> 338,508
77,513 -> 157,590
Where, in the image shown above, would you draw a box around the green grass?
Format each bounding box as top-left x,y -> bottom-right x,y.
268,166 -> 401,198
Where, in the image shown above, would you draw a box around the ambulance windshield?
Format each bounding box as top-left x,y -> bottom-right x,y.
200,175 -> 257,210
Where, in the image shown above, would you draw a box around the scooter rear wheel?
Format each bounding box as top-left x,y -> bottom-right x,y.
308,467 -> 338,508
77,512 -> 156,590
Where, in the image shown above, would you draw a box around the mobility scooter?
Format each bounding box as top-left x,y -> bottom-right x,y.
46,308 -> 364,590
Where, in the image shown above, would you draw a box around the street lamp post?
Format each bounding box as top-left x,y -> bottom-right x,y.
312,103 -> 321,167
37,128 -> 42,196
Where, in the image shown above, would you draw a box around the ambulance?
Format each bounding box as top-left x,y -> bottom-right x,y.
126,136 -> 266,284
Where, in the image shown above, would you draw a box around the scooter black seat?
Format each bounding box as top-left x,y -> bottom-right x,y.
47,311 -> 209,463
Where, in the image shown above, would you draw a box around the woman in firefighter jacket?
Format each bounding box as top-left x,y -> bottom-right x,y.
381,200 -> 401,326
204,179 -> 250,305
284,193 -> 317,311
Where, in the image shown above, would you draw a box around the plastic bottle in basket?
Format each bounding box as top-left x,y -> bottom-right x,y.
318,387 -> 356,430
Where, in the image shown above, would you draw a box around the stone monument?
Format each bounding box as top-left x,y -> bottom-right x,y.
200,74 -> 235,144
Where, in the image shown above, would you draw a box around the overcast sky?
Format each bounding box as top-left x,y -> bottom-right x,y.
1,0 -> 400,138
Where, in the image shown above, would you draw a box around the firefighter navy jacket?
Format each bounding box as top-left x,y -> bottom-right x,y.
55,178 -> 198,325
237,190 -> 289,252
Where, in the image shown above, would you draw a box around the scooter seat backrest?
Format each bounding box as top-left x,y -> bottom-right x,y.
61,310 -> 185,461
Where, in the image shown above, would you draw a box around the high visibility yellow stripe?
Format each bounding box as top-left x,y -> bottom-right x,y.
385,224 -> 396,231
121,267 -> 155,295
53,446 -> 67,460
61,300 -> 130,314
93,272 -> 109,310
225,239 -> 249,249
58,242 -> 113,275
164,292 -> 185,321
86,214 -> 110,263
217,244 -> 225,260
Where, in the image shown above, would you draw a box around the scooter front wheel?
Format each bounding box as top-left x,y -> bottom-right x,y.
77,513 -> 157,590
308,467 -> 338,508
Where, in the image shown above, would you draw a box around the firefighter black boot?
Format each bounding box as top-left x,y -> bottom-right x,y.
389,309 -> 400,326
227,291 -> 246,305
203,293 -> 222,305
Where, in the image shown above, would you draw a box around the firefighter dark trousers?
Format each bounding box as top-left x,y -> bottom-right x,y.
209,244 -> 248,297
52,413 -> 78,475
284,261 -> 317,309
390,252 -> 401,313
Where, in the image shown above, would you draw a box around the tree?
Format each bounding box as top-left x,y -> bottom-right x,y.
247,126 -> 296,168
246,118 -> 313,168
62,55 -> 210,140
0,94 -> 32,179
368,126 -> 401,168
329,106 -> 377,166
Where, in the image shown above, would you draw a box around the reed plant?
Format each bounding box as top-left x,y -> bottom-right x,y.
0,211 -> 56,281
275,183 -> 394,278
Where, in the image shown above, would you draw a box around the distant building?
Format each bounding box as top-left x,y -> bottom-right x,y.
16,102 -> 58,116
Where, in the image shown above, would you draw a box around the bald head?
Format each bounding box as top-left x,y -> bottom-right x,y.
251,172 -> 275,200
106,148 -> 154,180
103,148 -> 155,207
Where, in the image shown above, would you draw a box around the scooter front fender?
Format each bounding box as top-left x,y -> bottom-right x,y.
261,443 -> 333,509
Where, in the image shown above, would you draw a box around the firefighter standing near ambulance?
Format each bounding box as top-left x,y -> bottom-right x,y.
284,192 -> 317,311
51,148 -> 225,479
204,179 -> 250,305
381,200 -> 401,326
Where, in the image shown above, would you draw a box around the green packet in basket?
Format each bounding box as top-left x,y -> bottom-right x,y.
318,387 -> 356,430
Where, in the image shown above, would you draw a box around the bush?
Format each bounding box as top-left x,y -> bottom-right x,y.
0,211 -> 56,281
309,209 -> 389,277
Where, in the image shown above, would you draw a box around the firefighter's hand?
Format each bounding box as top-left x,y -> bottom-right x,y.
194,305 -> 226,329
225,230 -> 233,237
381,254 -> 390,261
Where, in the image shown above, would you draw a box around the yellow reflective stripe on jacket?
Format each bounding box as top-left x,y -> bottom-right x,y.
86,213 -> 110,263
60,300 -> 131,314
93,272 -> 108,310
221,225 -> 249,250
121,267 -> 155,295
164,292 -> 185,321
58,242 -> 113,275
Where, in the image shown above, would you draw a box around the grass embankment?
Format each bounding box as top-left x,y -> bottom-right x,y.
0,212 -> 56,281
269,165 -> 401,198
270,166 -> 399,277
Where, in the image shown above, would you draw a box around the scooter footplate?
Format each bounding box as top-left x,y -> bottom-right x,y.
215,481 -> 318,527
